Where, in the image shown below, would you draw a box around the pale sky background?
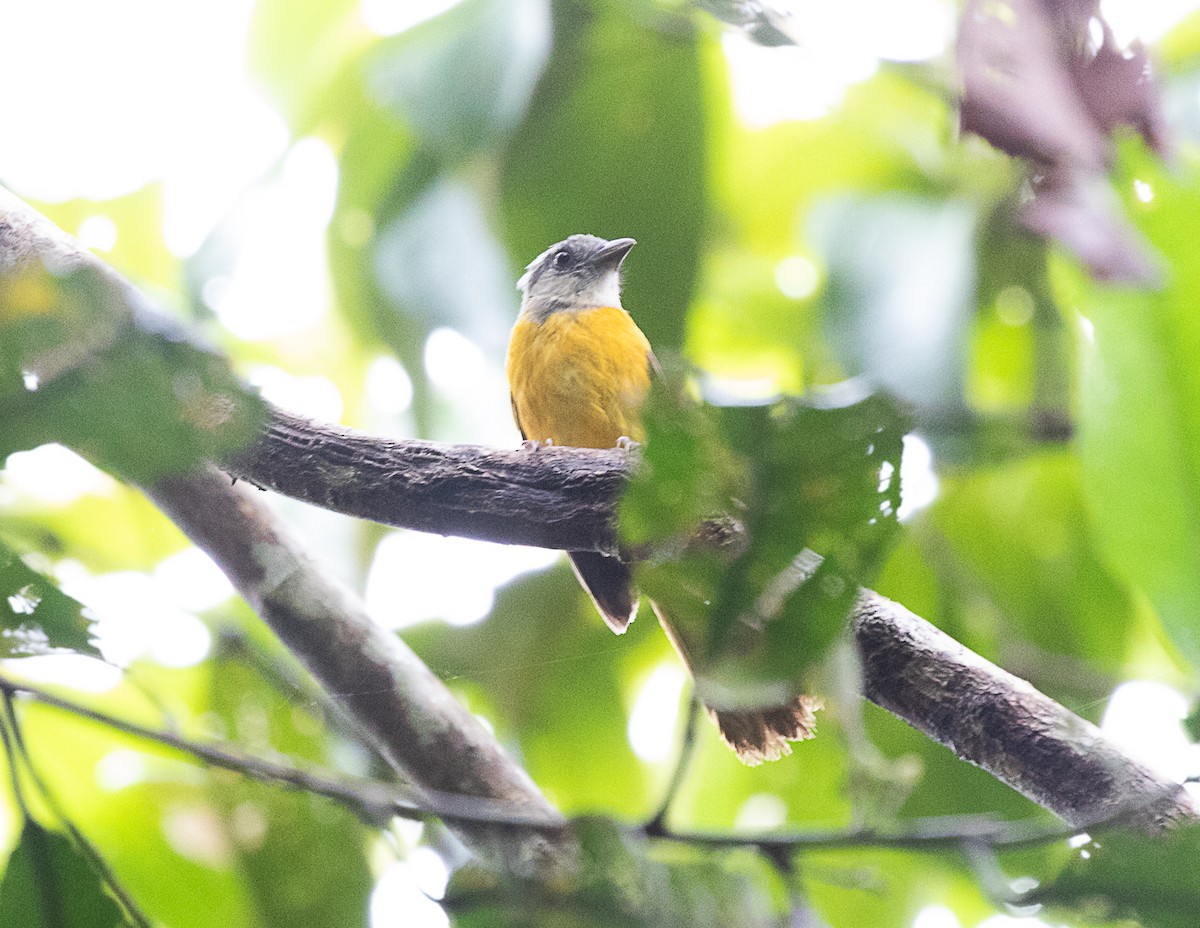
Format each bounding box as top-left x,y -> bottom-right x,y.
1,2 -> 1197,925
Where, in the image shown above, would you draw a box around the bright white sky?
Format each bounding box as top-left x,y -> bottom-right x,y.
1,3 -> 1198,924
0,0 -> 1191,203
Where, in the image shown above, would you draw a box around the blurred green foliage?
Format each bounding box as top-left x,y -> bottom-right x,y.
1,264 -> 266,483
623,381 -> 905,705
2,0 -> 1200,926
445,817 -> 786,927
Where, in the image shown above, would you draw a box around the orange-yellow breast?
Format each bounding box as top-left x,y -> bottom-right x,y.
506,306 -> 652,449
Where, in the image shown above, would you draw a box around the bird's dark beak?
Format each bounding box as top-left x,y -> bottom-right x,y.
591,237 -> 636,270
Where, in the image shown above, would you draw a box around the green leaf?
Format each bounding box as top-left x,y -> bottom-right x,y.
618,376 -> 739,549
1069,149 -> 1200,669
0,487 -> 189,577
715,70 -> 959,255
28,187 -> 177,295
10,674 -> 258,928
1039,824 -> 1200,928
622,380 -> 906,706
1158,10 -> 1200,69
1185,703 -> 1200,743
322,0 -> 553,431
688,69 -> 980,386
0,539 -> 100,658
968,211 -> 1057,423
926,455 -> 1141,710
336,148 -> 446,433
326,106 -> 417,354
499,0 -> 708,353
1,262 -> 265,483
369,0 -> 552,158
0,821 -> 129,927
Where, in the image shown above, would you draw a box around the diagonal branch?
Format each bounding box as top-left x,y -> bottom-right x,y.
0,672 -> 562,829
143,466 -> 570,869
852,590 -> 1194,829
0,188 -> 570,875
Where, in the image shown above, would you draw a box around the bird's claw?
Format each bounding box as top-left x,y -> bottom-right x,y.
615,436 -> 640,451
521,438 -> 553,451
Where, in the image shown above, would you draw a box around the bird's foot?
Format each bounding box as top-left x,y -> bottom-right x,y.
615,436 -> 640,451
521,438 -> 553,451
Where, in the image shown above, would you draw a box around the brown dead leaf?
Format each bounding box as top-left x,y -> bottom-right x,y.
957,0 -> 1170,284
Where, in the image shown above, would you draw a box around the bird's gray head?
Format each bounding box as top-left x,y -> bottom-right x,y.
517,234 -> 636,319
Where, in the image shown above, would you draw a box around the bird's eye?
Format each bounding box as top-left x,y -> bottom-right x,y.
552,250 -> 570,269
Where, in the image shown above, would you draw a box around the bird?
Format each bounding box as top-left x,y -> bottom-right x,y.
506,233 -> 819,764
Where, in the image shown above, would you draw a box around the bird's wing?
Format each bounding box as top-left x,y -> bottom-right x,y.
510,393 -> 527,440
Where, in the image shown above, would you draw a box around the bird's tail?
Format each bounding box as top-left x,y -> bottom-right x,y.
568,551 -> 638,634
649,600 -> 821,765
569,553 -> 822,762
704,697 -> 821,766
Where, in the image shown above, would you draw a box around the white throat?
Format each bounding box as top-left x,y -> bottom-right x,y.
576,269 -> 623,308
521,269 -> 624,319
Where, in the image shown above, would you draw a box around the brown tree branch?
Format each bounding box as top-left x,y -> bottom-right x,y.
143,468 -> 569,864
225,406 -> 627,556
235,408 -> 1197,829
1,188 -> 1195,846
853,590 -> 1194,830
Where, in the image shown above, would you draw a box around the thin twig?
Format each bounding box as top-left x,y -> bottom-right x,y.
645,693 -> 702,836
644,777 -> 1192,857
0,672 -> 1126,856
0,673 -> 560,829
640,814 -> 1081,854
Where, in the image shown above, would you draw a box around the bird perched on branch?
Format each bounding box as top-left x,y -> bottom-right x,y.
506,234 -> 818,764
